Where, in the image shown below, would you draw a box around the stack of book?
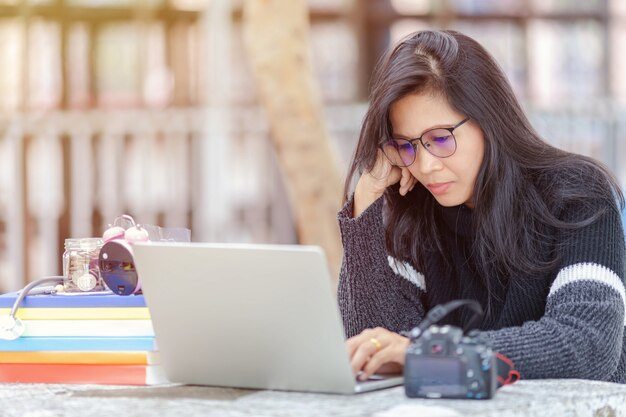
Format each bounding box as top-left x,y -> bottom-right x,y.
0,291 -> 166,385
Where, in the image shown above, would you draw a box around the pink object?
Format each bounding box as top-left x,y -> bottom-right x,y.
124,225 -> 150,243
103,225 -> 126,243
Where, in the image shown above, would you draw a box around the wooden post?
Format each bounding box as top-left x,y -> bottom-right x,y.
242,0 -> 343,285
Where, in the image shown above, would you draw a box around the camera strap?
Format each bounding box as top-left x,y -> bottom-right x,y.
408,299 -> 483,340
496,352 -> 520,387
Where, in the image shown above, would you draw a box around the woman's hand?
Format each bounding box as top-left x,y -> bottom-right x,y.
353,150 -> 417,217
346,327 -> 410,381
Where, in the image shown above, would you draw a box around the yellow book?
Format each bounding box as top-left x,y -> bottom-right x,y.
0,350 -> 160,365
0,307 -> 150,320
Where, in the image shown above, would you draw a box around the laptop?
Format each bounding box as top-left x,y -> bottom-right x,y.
133,242 -> 404,394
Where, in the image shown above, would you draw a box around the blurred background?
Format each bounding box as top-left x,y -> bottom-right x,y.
1,0 -> 625,292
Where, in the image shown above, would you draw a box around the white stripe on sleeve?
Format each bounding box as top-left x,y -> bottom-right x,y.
387,256 -> 426,292
549,262 -> 625,325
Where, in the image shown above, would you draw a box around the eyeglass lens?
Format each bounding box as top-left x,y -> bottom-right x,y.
381,128 -> 457,167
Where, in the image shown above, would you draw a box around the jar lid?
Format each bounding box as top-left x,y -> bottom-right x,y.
64,237 -> 103,251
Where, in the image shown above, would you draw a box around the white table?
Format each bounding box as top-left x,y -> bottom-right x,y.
1,379 -> 625,417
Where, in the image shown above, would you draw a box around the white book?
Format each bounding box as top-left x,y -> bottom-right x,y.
20,320 -> 155,337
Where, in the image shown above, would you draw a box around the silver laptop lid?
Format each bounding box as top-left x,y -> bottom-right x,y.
133,242 -> 365,394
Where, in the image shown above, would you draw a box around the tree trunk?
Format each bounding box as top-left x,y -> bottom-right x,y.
242,0 -> 343,284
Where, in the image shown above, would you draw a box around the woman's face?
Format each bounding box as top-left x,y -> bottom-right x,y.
389,92 -> 485,208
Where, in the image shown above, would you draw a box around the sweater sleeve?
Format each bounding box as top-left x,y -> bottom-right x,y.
480,197 -> 626,381
337,195 -> 426,338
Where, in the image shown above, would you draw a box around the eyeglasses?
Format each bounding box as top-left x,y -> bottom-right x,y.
380,117 -> 470,167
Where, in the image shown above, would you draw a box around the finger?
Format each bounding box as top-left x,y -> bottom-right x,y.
404,171 -> 418,193
360,347 -> 394,380
365,152 -> 402,193
399,168 -> 412,195
385,165 -> 402,189
345,337 -> 360,359
369,150 -> 393,180
348,329 -> 386,374
350,340 -> 380,376
346,329 -> 377,358
361,339 -> 408,378
398,169 -> 407,195
346,327 -> 388,362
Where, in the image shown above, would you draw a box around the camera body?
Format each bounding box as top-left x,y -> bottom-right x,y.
404,324 -> 496,399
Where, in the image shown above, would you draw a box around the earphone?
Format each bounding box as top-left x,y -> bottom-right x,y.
99,215 -> 150,295
0,276 -> 64,340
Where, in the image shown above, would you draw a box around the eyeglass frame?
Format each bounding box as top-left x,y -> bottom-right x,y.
380,117 -> 471,166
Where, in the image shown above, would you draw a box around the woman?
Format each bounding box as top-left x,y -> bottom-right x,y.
339,30 -> 626,383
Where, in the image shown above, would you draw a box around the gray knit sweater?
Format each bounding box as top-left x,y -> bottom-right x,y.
337,195 -> 626,382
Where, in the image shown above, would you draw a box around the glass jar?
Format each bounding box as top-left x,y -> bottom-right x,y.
62,237 -> 105,292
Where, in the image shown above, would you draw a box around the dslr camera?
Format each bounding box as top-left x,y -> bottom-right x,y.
404,300 -> 497,399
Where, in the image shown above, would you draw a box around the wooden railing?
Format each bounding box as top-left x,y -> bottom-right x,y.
0,103 -> 624,292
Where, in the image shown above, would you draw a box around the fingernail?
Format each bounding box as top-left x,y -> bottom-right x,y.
359,373 -> 368,381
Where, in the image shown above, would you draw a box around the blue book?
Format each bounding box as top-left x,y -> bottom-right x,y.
0,336 -> 156,352
0,292 -> 146,308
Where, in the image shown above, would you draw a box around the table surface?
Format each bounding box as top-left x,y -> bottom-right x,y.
1,379 -> 626,417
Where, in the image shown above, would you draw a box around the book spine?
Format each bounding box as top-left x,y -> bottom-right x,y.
0,363 -> 167,385
0,307 -> 151,320
0,337 -> 156,352
0,351 -> 160,365
20,320 -> 155,337
0,293 -> 147,308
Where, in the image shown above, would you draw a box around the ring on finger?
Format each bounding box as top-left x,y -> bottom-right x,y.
369,337 -> 382,351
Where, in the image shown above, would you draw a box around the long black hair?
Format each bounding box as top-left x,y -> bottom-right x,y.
344,30 -> 624,291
